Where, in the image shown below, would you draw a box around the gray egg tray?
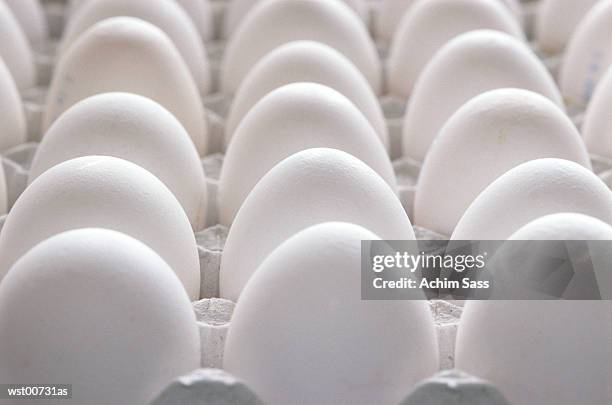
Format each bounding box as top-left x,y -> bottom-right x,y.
5,0 -> 607,404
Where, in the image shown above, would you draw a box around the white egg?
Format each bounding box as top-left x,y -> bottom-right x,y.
0,228 -> 200,405
61,0 -> 211,94
223,0 -> 369,38
457,300 -> 611,405
0,163 -> 6,216
220,148 -> 414,301
219,83 -> 395,226
225,41 -> 388,147
0,1 -> 36,90
31,93 -> 208,230
221,0 -> 381,95
416,89 -> 590,237
0,156 -> 200,300
535,0 -> 600,54
377,0 -> 522,44
387,0 -> 523,99
560,0 -> 612,107
450,158 -> 612,240
0,57 -> 27,152
583,66 -> 612,159
44,17 -> 208,156
4,0 -> 49,45
70,0 -> 215,42
224,222 -> 438,405
402,30 -> 563,162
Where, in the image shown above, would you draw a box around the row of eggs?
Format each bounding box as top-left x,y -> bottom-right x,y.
0,0 -> 611,404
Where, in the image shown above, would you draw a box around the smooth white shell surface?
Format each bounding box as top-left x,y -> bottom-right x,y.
0,156 -> 201,300
560,0 -> 612,107
416,89 -> 590,237
450,158 -> 612,240
224,222 -> 438,405
0,1 -> 36,90
583,66 -> 612,159
223,0 -> 369,38
402,30 -> 563,162
220,148 -> 414,301
221,0 -> 381,95
4,0 -> 49,45
387,0 -> 523,99
0,163 -> 6,216
44,17 -> 208,156
31,93 -> 208,230
536,0 -> 601,54
62,0 -> 211,94
456,300 -> 612,404
219,83 -> 395,226
0,58 -> 27,152
377,0 -> 522,44
0,228 -> 200,405
225,41 -> 388,146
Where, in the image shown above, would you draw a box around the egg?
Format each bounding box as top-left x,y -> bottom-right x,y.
450,158 -> 612,240
219,83 -> 395,226
0,156 -> 200,300
0,163 -> 6,216
224,222 -> 438,405
220,148 -> 414,301
387,0 -> 523,99
560,0 -> 612,107
223,0 -> 370,38
377,0 -> 521,44
221,0 -> 381,95
457,300 -> 611,405
402,30 -> 563,162
225,41 -> 388,147
61,0 -> 211,94
43,17 -> 208,156
583,66 -> 612,159
415,89 -> 590,237
0,57 -> 27,152
0,228 -> 200,405
0,0 -> 36,90
30,93 -> 208,230
4,0 -> 49,45
535,0 -> 600,54
70,0 -> 215,42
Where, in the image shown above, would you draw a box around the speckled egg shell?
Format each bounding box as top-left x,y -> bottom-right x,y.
221,0 -> 381,95
224,222 -> 438,405
219,83 -> 395,226
416,88 -> 590,237
535,0 -> 600,55
225,41 -> 388,147
450,158 -> 612,240
387,0 -> 523,99
0,228 -> 200,405
402,30 -> 563,162
61,0 -> 211,94
456,300 -> 611,404
4,0 -> 49,45
223,0 -> 370,38
0,58 -> 27,152
583,66 -> 612,159
559,0 -> 612,107
44,17 -> 208,156
0,1 -> 36,90
0,156 -> 201,300
31,93 -> 208,230
220,148 -> 414,301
